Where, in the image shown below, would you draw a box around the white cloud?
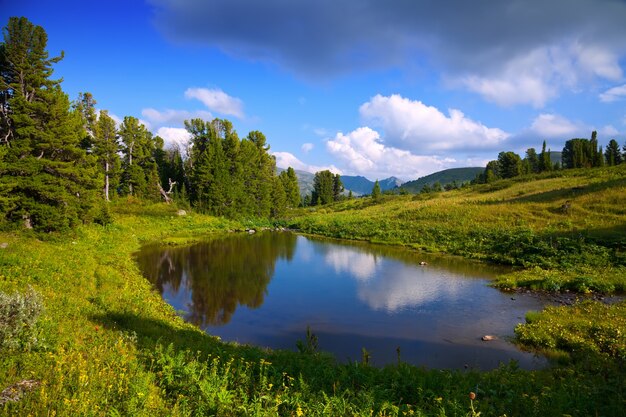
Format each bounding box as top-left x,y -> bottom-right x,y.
529,113 -> 588,138
313,128 -> 329,137
326,127 -> 453,180
272,151 -> 341,174
459,43 -> 622,107
185,87 -> 244,118
301,142 -> 314,153
359,94 -> 509,153
142,108 -> 213,126
155,127 -> 192,149
599,84 -> 626,102
600,125 -> 619,137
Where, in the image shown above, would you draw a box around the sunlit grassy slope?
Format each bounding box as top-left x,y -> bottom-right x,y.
0,176 -> 624,416
289,165 -> 626,293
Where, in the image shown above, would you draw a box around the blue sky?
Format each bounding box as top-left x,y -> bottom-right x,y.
2,0 -> 626,181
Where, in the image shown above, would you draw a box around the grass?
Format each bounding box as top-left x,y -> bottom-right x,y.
0,172 -> 625,415
288,165 -> 626,293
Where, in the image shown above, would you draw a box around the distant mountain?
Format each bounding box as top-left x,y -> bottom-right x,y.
276,168 -> 315,196
277,168 -> 404,197
341,175 -> 404,196
400,167 -> 484,193
549,151 -> 562,165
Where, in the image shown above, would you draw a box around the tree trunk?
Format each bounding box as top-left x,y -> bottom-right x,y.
104,161 -> 110,202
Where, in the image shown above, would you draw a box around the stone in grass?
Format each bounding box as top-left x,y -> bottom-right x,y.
0,380 -> 41,405
0,243 -> 7,249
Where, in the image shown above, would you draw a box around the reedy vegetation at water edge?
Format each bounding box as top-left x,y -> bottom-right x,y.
289,165 -> 626,294
0,201 -> 624,416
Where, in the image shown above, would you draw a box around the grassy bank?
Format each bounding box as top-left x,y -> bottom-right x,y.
1,197 -> 625,415
288,165 -> 626,294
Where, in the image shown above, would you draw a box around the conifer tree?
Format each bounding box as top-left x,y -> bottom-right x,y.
74,92 -> 97,151
0,17 -> 99,231
270,175 -> 287,218
539,141 -> 552,172
279,167 -> 300,208
119,116 -> 159,199
93,110 -> 120,201
524,148 -> 539,174
605,139 -> 623,166
333,173 -> 343,201
312,170 -> 335,205
371,180 -> 381,200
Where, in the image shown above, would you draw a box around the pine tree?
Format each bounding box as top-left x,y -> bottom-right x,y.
279,167 -> 300,208
333,174 -> 343,201
371,180 -> 381,200
0,17 -> 99,231
119,116 -> 159,199
93,110 -> 120,201
311,170 -> 335,205
74,92 -> 97,151
524,148 -> 539,174
539,141 -> 552,172
270,176 -> 287,218
605,139 -> 623,166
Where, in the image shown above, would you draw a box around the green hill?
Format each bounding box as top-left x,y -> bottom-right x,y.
400,167 -> 484,193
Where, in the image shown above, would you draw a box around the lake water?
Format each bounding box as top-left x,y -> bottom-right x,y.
136,231 -> 550,369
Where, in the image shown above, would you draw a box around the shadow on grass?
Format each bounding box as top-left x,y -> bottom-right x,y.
480,177 -> 626,205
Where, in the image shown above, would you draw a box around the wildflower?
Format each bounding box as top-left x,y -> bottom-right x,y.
469,392 -> 476,400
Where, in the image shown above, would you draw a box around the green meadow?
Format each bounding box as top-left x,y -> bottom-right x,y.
1,165 -> 625,416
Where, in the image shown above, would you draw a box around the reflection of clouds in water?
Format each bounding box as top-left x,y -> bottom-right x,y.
324,246 -> 378,281
296,236 -> 314,262
357,267 -> 472,313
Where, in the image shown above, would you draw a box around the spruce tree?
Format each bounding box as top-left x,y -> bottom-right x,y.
371,180 -> 381,200
74,92 -> 97,151
605,139 -> 623,166
539,141 -> 552,172
270,175 -> 287,218
0,17 -> 99,231
312,170 -> 335,205
119,116 -> 159,199
93,110 -> 120,201
279,167 -> 300,208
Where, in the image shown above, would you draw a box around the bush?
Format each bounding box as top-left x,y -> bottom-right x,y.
0,287 -> 44,351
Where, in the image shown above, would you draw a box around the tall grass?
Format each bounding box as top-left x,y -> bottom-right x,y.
289,165 -> 626,293
0,191 -> 624,415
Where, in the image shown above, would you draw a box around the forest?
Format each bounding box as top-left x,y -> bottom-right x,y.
1,16 -> 625,417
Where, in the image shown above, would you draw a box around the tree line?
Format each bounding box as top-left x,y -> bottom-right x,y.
0,17 -> 299,232
475,133 -> 626,184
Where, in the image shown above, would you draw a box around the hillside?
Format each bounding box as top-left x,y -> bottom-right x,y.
290,164 -> 626,292
400,167 -> 484,193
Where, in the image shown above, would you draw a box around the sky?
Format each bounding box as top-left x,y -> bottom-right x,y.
2,0 -> 626,181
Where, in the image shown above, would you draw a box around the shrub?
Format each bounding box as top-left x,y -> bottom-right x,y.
0,287 -> 44,351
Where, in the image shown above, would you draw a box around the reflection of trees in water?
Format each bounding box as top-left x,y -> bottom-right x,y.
136,232 -> 297,326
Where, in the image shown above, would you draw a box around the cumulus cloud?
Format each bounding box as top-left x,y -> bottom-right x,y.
155,127 -> 192,149
326,127 -> 454,180
301,143 -> 314,153
142,108 -> 213,126
272,151 -> 341,174
359,94 -> 510,153
185,87 -> 244,118
529,113 -> 588,138
149,0 -> 626,106
600,84 -> 626,102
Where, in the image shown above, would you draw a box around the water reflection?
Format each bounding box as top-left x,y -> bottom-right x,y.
136,232 -> 297,326
137,232 -> 549,369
